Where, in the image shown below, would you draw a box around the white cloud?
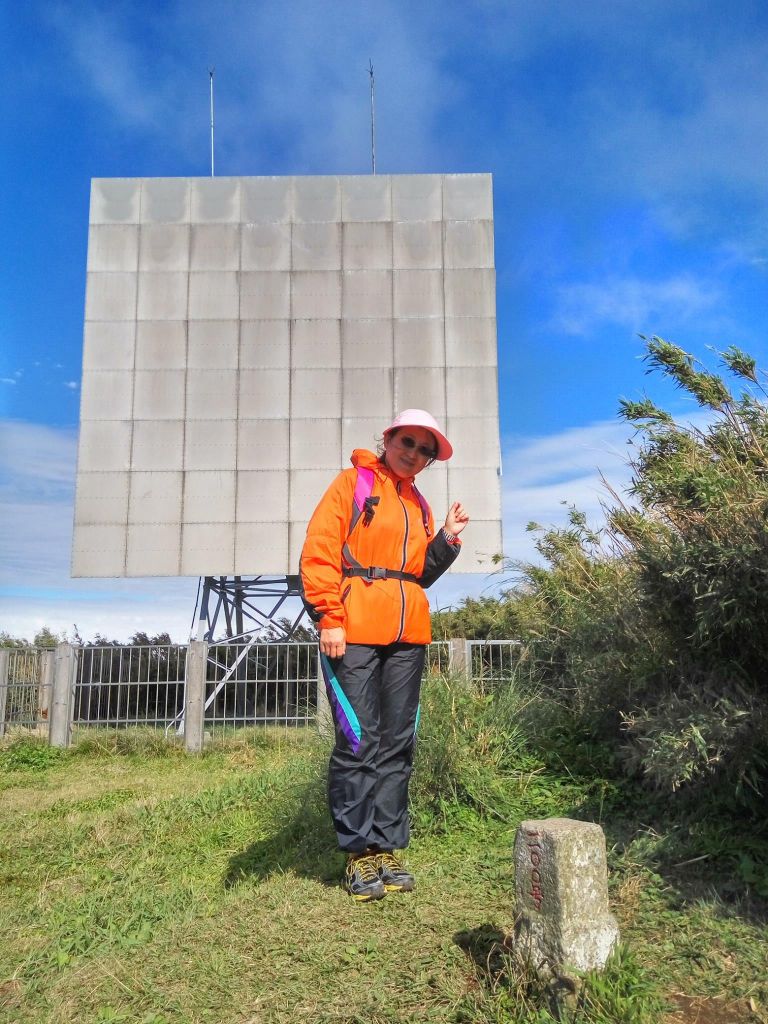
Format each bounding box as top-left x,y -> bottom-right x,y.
553,274 -> 722,336
64,381 -> 78,390
1,379 -> 16,386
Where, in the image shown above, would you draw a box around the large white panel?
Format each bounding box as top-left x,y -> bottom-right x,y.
88,225 -> 138,271
237,418 -> 290,470
444,269 -> 496,318
291,271 -> 342,319
184,419 -> 237,470
240,320 -> 290,369
290,470 -> 336,520
239,369 -> 290,419
294,176 -> 340,223
290,418 -> 341,469
341,416 -> 384,455
135,321 -> 187,370
414,465 -> 448,520
128,471 -> 183,523
342,271 -> 392,319
445,317 -> 497,367
191,178 -> 240,223
291,368 -> 341,417
140,179 -> 190,223
82,322 -> 135,371
292,222 -> 341,270
240,272 -> 290,319
343,221 -> 392,270
341,319 -> 392,369
444,220 -> 494,269
341,176 -> 391,222
77,420 -> 133,472
342,367 -> 393,418
85,273 -> 137,321
183,471 -> 236,523
133,370 -> 186,420
292,319 -> 340,368
126,524 -> 181,576
137,271 -> 188,320
188,272 -> 239,320
74,471 -> 129,524
446,366 -> 498,418
80,371 -> 134,420
139,224 -> 190,271
71,524 -> 126,576
236,522 -> 289,573
393,221 -> 442,270
90,179 -> 140,224
190,224 -> 240,271
131,420 -> 184,471
460,519 -> 503,571
446,417 -> 501,468
289,521 -> 311,572
394,367 -> 446,418
448,467 -> 501,519
394,319 -> 444,367
241,222 -> 291,271
186,369 -> 237,419
181,523 -> 235,575
236,470 -> 289,520
242,177 -> 293,224
394,270 -> 444,319
443,174 -> 493,221
241,222 -> 290,272
187,321 -> 238,369
391,175 -> 442,222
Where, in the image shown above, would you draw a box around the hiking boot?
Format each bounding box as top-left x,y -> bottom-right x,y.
375,851 -> 415,892
345,853 -> 386,902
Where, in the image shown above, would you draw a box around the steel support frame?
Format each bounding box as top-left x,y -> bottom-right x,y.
195,574 -> 306,643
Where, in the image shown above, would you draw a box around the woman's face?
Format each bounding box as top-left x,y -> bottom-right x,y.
383,426 -> 438,479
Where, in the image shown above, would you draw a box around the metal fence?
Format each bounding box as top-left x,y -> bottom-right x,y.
74,644 -> 188,729
468,639 -> 521,687
0,638 -> 521,746
0,647 -> 51,735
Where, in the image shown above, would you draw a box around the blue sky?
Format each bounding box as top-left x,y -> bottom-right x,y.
3,0 -> 768,641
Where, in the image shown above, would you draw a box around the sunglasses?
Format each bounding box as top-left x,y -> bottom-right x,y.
396,435 -> 437,459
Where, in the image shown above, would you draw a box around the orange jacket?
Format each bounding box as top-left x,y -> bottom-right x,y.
300,449 -> 461,645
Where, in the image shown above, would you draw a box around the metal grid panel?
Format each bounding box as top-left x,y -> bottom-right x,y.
204,641 -> 317,729
467,640 -> 521,690
73,645 -> 188,728
1,649 -> 51,734
74,174 -> 502,578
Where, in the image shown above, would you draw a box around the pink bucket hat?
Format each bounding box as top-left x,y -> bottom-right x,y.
383,409 -> 453,461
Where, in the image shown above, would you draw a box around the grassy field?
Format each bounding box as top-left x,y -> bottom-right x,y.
1,688 -> 766,1024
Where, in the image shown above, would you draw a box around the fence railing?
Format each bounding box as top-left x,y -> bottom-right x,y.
0,638 -> 521,750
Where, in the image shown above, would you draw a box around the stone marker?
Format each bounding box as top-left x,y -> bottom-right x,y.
513,818 -> 619,976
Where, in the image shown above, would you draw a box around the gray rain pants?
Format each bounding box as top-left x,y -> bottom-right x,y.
320,642 -> 425,853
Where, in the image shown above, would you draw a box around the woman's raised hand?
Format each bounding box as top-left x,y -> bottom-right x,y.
320,626 -> 347,658
444,501 -> 470,538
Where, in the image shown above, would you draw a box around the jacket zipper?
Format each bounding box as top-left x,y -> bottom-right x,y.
395,481 -> 409,642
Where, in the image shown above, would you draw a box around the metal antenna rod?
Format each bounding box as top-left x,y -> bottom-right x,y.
209,67 -> 215,177
368,59 -> 376,174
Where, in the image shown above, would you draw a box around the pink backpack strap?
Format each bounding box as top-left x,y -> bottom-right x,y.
411,483 -> 433,538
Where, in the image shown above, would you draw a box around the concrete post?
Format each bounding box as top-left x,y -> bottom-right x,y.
39,650 -> 55,723
184,640 -> 208,754
448,638 -> 471,683
0,649 -> 9,739
513,818 -> 619,978
316,651 -> 333,739
49,644 -> 78,748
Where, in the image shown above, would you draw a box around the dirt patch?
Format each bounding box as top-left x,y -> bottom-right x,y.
666,993 -> 764,1024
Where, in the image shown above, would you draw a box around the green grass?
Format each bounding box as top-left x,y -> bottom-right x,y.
0,695 -> 766,1024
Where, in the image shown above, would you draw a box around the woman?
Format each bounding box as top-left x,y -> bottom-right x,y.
300,409 -> 469,901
